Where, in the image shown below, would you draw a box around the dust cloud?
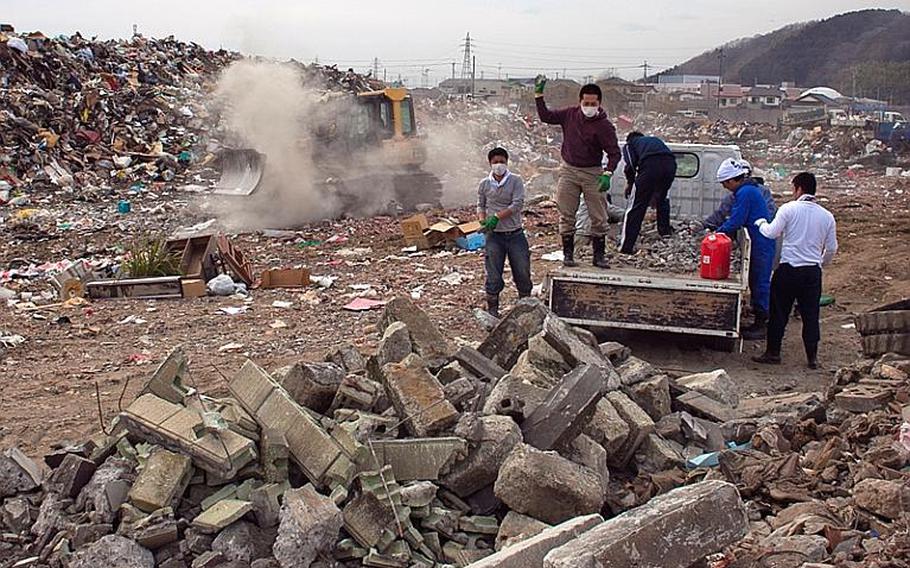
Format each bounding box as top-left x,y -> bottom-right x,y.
208,60 -> 335,229
206,60 -> 400,229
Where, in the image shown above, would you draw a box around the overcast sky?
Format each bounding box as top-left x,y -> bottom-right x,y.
7,1 -> 908,85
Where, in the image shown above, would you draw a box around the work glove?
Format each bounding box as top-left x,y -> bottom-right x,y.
534,75 -> 547,96
481,215 -> 499,231
597,172 -> 612,193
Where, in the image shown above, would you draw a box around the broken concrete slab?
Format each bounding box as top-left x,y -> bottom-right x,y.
566,434 -> 609,493
442,414 -> 523,498
615,356 -> 658,387
521,364 -> 605,452
453,346 -> 508,382
211,520 -> 272,563
331,373 -> 383,413
482,373 -> 549,420
363,437 -> 467,481
376,321 -> 413,367
379,296 -> 454,368
734,392 -> 825,422
478,298 -> 550,370
342,492 -> 397,550
273,484 -> 343,568
835,385 -> 893,413
604,391 -> 655,468
68,534 -> 155,568
470,514 -> 602,568
143,346 -> 192,404
583,398 -> 631,459
250,482 -> 289,527
325,343 -> 367,375
272,361 -> 345,414
119,393 -> 257,478
538,316 -> 619,389
380,360 -> 459,437
45,453 -> 96,498
0,447 -> 44,497
228,360 -> 352,487
443,376 -> 477,408
634,433 -> 685,474
628,374 -> 671,421
494,444 -> 604,524
399,481 -> 438,508
495,511 -> 550,551
2,496 -> 37,534
192,499 -> 253,533
543,480 -> 748,568
599,342 -> 631,365
128,448 -> 193,513
853,478 -> 910,520
676,369 -> 739,407
674,390 -> 736,423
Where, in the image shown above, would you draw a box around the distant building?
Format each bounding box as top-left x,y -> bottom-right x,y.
745,86 -> 784,108
437,78 -> 525,101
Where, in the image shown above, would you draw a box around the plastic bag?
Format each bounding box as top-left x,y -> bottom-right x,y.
206,274 -> 235,296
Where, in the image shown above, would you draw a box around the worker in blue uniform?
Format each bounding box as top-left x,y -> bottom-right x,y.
714,159 -> 776,340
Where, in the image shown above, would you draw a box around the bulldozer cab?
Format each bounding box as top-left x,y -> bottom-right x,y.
356,88 -> 417,140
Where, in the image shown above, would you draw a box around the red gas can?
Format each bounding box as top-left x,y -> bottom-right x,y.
700,233 -> 732,280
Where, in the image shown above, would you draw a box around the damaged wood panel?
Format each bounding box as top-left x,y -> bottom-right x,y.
551,280 -> 738,331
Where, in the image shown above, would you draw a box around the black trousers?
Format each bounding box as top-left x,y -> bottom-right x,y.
620,154 -> 677,253
767,263 -> 822,354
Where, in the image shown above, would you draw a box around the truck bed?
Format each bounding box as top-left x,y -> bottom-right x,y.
544,232 -> 751,339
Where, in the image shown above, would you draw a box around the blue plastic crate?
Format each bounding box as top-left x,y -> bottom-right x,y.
456,232 -> 486,251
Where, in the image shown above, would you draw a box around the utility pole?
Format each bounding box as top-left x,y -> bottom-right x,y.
642,61 -> 649,82
471,55 -> 476,97
717,48 -> 725,109
421,68 -> 430,89
451,62 -> 456,80
461,32 -> 472,80
372,57 -> 379,78
498,63 -> 502,80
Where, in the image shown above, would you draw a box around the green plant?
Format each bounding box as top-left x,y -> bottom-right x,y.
123,239 -> 181,278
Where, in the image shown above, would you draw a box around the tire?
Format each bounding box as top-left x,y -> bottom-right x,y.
854,310 -> 910,336
861,333 -> 910,357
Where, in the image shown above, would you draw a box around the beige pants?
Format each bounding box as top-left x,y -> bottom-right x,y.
556,164 -> 608,236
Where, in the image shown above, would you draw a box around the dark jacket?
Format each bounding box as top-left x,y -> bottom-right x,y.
535,98 -> 621,171
622,135 -> 674,187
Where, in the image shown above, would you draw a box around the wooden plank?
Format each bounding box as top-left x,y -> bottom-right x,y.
551,279 -> 738,332
86,277 -> 183,300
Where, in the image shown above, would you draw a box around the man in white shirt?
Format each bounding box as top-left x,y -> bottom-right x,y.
752,172 -> 838,369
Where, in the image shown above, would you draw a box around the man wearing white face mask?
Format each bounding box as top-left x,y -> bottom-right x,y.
535,77 -> 621,269
477,147 -> 531,318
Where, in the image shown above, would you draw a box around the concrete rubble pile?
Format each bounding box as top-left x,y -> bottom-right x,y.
718,354 -> 910,567
0,297 -> 756,568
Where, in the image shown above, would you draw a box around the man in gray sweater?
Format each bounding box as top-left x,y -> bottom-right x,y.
478,147 -> 531,318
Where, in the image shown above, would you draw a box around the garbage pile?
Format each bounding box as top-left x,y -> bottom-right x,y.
721,354 -> 910,567
0,30 -> 239,197
0,297 -> 758,568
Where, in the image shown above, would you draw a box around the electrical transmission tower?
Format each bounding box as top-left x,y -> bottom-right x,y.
460,33 -> 472,80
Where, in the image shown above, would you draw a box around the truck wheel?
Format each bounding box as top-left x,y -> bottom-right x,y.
861,333 -> 910,357
854,310 -> 910,336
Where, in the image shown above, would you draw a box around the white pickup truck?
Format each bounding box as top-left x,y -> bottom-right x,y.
547,143 -> 751,349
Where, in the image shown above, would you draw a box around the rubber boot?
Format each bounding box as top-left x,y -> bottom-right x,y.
741,312 -> 768,340
806,342 -> 819,370
752,350 -> 782,365
485,294 -> 500,319
561,234 -> 577,268
592,236 -> 610,269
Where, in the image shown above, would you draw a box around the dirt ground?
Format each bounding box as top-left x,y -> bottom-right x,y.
1,175 -> 908,457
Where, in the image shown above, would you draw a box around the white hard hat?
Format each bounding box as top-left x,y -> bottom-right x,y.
737,159 -> 752,174
716,158 -> 745,182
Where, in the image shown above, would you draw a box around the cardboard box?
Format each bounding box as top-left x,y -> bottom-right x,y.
260,268 -> 311,289
181,279 -> 206,298
401,214 -> 429,237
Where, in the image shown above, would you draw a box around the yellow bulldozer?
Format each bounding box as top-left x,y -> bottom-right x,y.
213,87 -> 441,213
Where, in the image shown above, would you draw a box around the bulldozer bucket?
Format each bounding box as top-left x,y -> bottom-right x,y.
213,149 -> 265,196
